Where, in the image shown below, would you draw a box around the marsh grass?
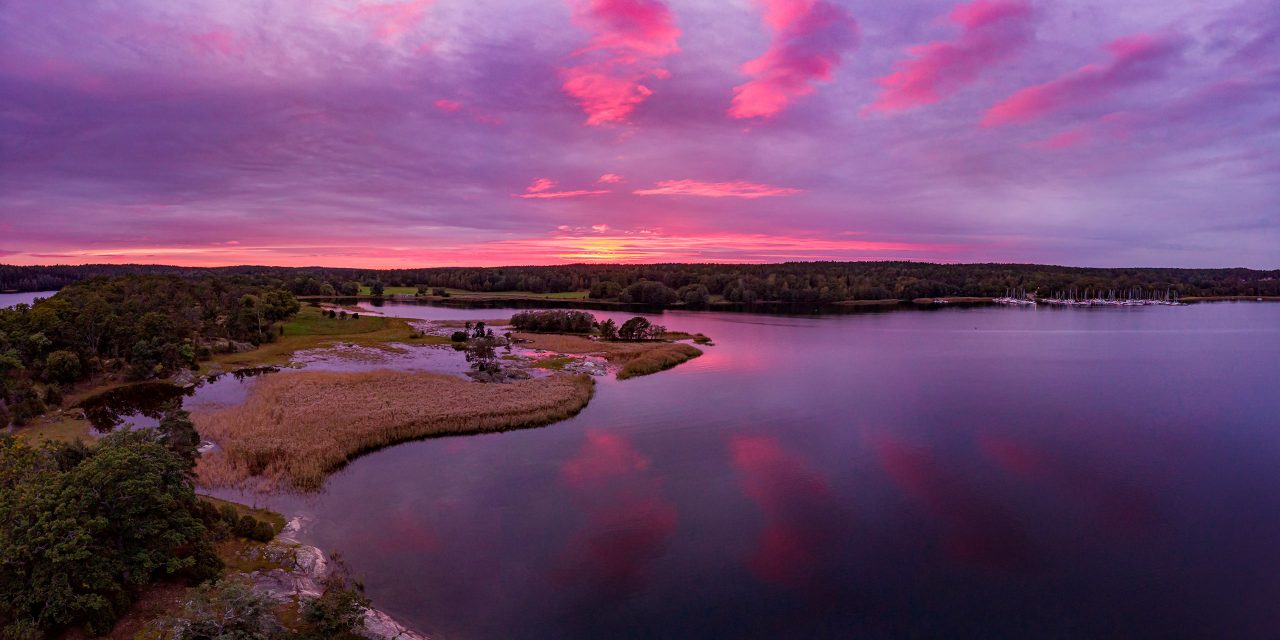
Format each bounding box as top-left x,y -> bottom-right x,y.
615,344 -> 702,379
512,332 -> 703,379
207,307 -> 448,370
194,371 -> 594,491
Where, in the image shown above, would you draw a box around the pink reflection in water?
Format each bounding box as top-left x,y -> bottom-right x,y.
872,434 -> 1036,571
554,429 -> 678,596
730,435 -> 841,588
977,432 -> 1158,540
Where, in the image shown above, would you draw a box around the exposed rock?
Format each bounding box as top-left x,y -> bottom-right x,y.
230,340 -> 255,353
247,517 -> 430,640
172,369 -> 198,387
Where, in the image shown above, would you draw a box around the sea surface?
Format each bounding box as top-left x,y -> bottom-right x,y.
204,301 -> 1280,638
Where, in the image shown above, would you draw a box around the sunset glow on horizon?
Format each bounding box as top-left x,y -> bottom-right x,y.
2,0 -> 1277,268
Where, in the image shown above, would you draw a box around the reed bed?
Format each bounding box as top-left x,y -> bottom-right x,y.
512,332 -> 702,379
194,371 -> 594,491
615,344 -> 702,379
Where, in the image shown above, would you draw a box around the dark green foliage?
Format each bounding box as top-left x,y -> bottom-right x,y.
0,275 -> 299,424
41,384 -> 61,407
464,335 -> 501,374
235,515 -> 259,539
450,331 -> 468,342
510,310 -> 597,333
618,279 -> 678,305
44,350 -> 81,383
369,281 -> 384,297
5,263 -> 1280,303
678,284 -> 710,308
0,432 -> 221,636
596,318 -> 618,340
157,403 -> 202,472
589,280 -> 622,299
295,559 -> 370,640
0,402 -> 9,429
252,520 -> 276,543
6,385 -> 44,426
618,317 -> 666,341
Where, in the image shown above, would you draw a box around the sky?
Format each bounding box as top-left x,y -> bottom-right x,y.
1,0 -> 1278,268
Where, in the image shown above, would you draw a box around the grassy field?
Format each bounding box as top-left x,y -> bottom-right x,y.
12,412 -> 92,442
359,285 -> 420,295
194,371 -> 595,491
207,306 -> 449,370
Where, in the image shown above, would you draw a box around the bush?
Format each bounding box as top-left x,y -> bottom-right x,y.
451,331 -> 468,342
151,577 -> 280,640
42,384 -> 62,407
510,310 -> 596,334
252,520 -> 276,542
44,350 -> 81,384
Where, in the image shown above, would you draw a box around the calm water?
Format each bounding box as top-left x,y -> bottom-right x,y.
215,302 -> 1280,639
0,290 -> 57,309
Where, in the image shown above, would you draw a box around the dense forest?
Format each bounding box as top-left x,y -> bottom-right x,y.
0,275 -> 298,427
4,262 -> 1277,303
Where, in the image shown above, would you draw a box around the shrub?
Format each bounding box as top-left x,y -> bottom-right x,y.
151,577 -> 280,640
44,350 -> 81,384
235,515 -> 258,538
252,520 -> 276,542
510,310 -> 596,334
451,331 -> 468,342
42,384 -> 62,407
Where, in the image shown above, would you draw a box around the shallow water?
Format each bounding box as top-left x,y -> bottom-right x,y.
0,291 -> 57,309
214,301 -> 1279,638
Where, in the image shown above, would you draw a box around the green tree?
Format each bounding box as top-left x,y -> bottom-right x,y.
44,350 -> 81,384
597,318 -> 618,340
369,281 -> 385,297
0,433 -> 220,635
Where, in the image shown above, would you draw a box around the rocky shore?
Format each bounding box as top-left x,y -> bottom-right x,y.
246,517 -> 430,640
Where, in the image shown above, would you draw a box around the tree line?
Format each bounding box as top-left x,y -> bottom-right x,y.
4,262 -> 1277,304
1,275 -> 298,428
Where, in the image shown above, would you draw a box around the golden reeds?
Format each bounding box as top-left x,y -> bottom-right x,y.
615,344 -> 702,379
512,332 -> 703,380
194,371 -> 594,491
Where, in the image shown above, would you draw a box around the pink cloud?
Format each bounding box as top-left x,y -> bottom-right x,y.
350,0 -> 434,43
514,177 -> 610,199
868,0 -> 1033,113
597,173 -> 624,183
729,0 -> 859,119
526,177 -> 556,193
982,33 -> 1183,127
634,179 -> 801,198
433,98 -> 463,112
561,0 -> 681,125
